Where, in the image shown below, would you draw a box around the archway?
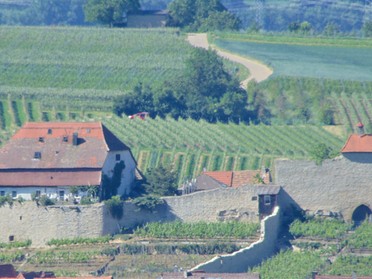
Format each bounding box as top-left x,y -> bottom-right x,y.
352,205 -> 372,225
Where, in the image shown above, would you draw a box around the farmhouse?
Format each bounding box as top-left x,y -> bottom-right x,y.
0,122 -> 137,201
125,10 -> 169,28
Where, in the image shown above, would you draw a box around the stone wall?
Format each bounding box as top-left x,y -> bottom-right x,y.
0,202 -> 106,247
275,156 -> 372,221
0,186 -> 260,246
189,207 -> 281,273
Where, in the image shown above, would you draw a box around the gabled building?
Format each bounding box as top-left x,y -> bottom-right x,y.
0,122 -> 136,201
194,169 -> 271,192
341,123 -> 372,163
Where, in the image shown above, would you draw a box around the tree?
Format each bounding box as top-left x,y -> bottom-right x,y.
84,0 -> 140,26
101,161 -> 125,200
309,143 -> 338,165
114,83 -> 155,117
144,165 -> 178,196
363,21 -> 372,37
198,11 -> 241,32
167,0 -> 239,31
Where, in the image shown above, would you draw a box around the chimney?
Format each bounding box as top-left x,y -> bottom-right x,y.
357,122 -> 364,135
72,132 -> 78,146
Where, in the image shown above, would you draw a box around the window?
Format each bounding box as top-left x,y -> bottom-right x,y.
115,154 -> 121,161
48,128 -> 52,134
59,190 -> 65,200
251,196 -> 257,201
38,137 -> 44,143
63,136 -> 68,142
35,190 -> 41,198
12,191 -> 17,198
264,195 -> 271,205
34,152 -> 41,159
0,191 -> 5,196
9,235 -> 14,242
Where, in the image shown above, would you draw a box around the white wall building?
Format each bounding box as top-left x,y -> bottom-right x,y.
0,122 -> 137,201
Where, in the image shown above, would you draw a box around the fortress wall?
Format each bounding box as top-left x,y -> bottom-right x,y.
275,157 -> 372,220
190,207 -> 281,273
0,202 -> 105,247
0,186 -> 259,246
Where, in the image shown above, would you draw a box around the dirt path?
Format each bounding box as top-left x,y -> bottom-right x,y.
187,33 -> 273,87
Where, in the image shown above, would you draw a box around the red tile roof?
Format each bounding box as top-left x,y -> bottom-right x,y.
203,171 -> 233,186
341,134 -> 372,153
0,122 -> 130,187
0,170 -> 101,187
203,170 -> 270,187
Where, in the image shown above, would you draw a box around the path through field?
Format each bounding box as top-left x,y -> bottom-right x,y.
187,33 -> 273,87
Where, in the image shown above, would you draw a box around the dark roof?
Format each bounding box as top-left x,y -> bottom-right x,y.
128,9 -> 168,15
341,134 -> 372,153
0,264 -> 17,277
102,124 -> 130,151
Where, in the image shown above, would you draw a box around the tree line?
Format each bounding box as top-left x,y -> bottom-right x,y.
114,47 -> 250,123
0,0 -> 240,32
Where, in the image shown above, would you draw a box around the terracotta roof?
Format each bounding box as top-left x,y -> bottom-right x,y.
203,171 -> 233,186
0,170 -> 101,187
0,264 -> 17,277
341,134 -> 372,153
0,122 -> 128,170
203,170 -> 270,188
0,122 -> 131,187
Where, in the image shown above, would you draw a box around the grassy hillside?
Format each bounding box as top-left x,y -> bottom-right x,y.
214,34 -> 372,81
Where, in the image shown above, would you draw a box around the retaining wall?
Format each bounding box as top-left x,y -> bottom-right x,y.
189,207 -> 281,273
0,186 -> 260,246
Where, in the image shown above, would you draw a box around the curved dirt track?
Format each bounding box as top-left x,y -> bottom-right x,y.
187,33 -> 273,87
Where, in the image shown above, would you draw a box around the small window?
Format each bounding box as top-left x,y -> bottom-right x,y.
0,191 -> 5,196
34,152 -> 41,159
9,235 -> 14,242
264,195 -> 271,205
251,196 -> 257,201
35,190 -> 41,198
63,136 -> 68,142
48,128 -> 52,134
38,137 -> 44,143
12,191 -> 17,198
59,190 -> 65,200
115,154 -> 121,161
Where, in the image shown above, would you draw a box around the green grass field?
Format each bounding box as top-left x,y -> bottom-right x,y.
0,26 -> 192,107
214,34 -> 372,81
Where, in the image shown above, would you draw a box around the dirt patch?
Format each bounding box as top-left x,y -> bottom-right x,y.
187,33 -> 273,87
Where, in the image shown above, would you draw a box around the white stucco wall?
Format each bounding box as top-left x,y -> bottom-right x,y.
0,186 -> 76,201
102,150 -> 136,196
